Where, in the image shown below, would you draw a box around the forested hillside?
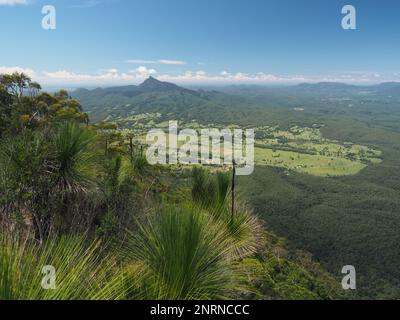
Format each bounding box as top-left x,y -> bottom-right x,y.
0,73 -> 342,300
73,76 -> 400,299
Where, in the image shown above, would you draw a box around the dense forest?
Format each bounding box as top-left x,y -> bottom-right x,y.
0,73 -> 342,300
73,76 -> 400,299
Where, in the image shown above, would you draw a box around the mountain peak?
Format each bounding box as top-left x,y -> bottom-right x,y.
143,75 -> 158,83
139,76 -> 180,91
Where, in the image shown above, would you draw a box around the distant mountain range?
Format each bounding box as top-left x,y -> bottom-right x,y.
217,81 -> 400,97
72,76 -> 252,123
72,77 -> 400,124
74,76 -> 197,97
296,81 -> 400,95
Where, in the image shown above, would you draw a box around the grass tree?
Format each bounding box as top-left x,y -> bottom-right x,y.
124,203 -> 263,300
0,234 -> 128,300
53,122 -> 98,194
0,122 -> 99,240
124,205 -> 239,299
191,167 -> 265,259
191,167 -> 232,208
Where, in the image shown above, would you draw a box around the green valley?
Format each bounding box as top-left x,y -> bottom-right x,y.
72,76 -> 400,299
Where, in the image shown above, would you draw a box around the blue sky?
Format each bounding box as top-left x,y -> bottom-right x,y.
0,0 -> 399,87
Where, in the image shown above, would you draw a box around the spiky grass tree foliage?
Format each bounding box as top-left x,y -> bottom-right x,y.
132,152 -> 149,174
103,154 -> 135,198
191,167 -> 265,259
0,234 -> 127,300
192,167 -> 231,207
191,166 -> 210,204
97,154 -> 137,239
124,205 -> 242,300
216,171 -> 231,206
53,122 -> 97,194
0,123 -> 99,239
214,205 -> 265,259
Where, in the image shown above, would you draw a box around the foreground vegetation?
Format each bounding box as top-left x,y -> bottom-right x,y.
0,73 -> 341,300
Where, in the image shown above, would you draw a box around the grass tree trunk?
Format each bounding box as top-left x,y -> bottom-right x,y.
129,137 -> 134,162
231,160 -> 236,220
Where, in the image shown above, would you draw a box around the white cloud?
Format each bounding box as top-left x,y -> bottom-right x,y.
2,65 -> 400,87
0,66 -> 35,77
100,68 -> 118,74
125,59 -> 187,65
41,70 -> 137,85
0,0 -> 28,5
156,70 -> 306,84
125,59 -> 154,64
39,66 -> 158,86
128,66 -> 157,78
157,60 -> 187,65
